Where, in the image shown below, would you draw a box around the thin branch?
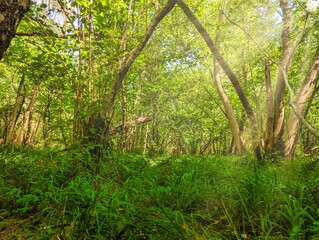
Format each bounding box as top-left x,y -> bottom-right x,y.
56,0 -> 77,31
222,11 -> 277,65
16,31 -> 68,39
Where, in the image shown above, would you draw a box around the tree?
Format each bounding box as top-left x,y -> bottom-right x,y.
176,0 -> 319,159
1,0 -> 319,160
213,12 -> 245,154
283,46 -> 319,156
266,0 -> 292,151
85,0 -> 177,156
176,0 -> 262,161
0,0 -> 30,60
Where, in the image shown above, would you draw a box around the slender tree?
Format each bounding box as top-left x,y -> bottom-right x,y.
213,12 -> 245,154
270,0 -> 292,150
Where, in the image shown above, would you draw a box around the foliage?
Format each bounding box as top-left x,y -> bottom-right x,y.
1,0 -> 319,157
1,0 -> 319,237
0,147 -> 319,239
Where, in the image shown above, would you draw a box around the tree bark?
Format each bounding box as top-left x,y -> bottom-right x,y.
265,64 -> 274,150
0,0 -> 30,60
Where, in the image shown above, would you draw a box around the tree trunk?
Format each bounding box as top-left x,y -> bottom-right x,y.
265,64 -> 275,150
213,61 -> 245,154
0,0 -> 30,60
15,82 -> 40,145
271,0 -> 292,150
6,74 -> 25,144
283,47 -> 319,157
26,113 -> 41,145
118,0 -> 133,151
143,124 -> 149,155
213,13 -> 245,154
120,81 -> 128,150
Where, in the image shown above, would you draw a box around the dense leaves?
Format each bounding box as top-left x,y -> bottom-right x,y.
1,0 -> 319,157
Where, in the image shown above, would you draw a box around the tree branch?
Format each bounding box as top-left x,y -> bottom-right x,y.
108,117 -> 153,135
16,31 -> 69,38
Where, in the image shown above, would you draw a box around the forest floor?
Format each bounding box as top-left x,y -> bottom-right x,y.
0,146 -> 319,239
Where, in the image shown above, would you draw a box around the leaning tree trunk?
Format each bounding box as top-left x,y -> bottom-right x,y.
102,0 -> 177,121
283,46 -> 319,157
86,0 -> 177,157
6,74 -> 25,144
0,0 -> 30,60
177,0 -> 262,162
213,13 -> 245,154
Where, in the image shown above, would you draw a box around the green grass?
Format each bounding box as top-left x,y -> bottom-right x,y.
0,146 -> 319,239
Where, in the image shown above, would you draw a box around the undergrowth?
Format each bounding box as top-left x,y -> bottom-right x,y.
0,146 -> 319,239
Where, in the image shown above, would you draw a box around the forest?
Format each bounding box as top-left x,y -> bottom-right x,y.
0,0 -> 319,239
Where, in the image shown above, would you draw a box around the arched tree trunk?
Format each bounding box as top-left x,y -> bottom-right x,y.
102,0 -> 177,120
177,0 -> 261,161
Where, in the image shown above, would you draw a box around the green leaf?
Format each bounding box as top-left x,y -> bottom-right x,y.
40,3 -> 47,8
89,127 -> 96,133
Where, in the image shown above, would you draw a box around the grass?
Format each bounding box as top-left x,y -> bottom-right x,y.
0,146 -> 319,239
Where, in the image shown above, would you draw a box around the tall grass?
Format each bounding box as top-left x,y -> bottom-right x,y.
0,146 -> 319,239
